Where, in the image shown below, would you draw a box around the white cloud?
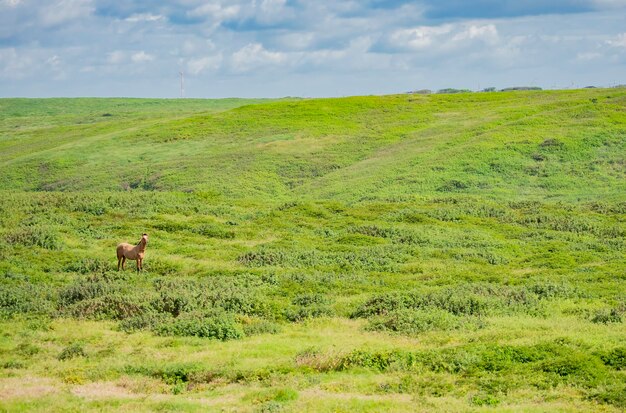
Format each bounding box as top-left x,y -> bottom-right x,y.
39,0 -> 93,27
187,54 -> 222,74
276,32 -> 316,51
231,43 -> 287,72
188,3 -> 241,20
1,0 -> 22,7
577,51 -> 603,60
180,38 -> 216,56
46,54 -> 61,66
131,51 -> 155,63
386,22 -> 500,54
593,0 -> 626,7
0,48 -> 33,79
125,13 -> 165,23
390,25 -> 453,50
607,33 -> 626,47
452,24 -> 499,44
107,50 -> 125,64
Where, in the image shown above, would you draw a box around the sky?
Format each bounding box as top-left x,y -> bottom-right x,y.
1,0 -> 626,98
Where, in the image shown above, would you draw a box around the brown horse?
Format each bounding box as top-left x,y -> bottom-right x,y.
117,233 -> 148,271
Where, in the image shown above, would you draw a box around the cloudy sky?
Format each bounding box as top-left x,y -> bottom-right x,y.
1,0 -> 626,98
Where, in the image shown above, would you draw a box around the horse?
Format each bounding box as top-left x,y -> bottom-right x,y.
117,233 -> 149,271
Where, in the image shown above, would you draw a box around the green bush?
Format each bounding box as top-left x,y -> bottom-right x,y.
591,308 -> 623,324
0,282 -> 55,318
118,312 -> 172,333
192,224 -> 235,239
151,277 -> 271,317
58,343 -> 87,360
16,343 -> 40,357
291,293 -> 330,307
527,281 -> 580,299
127,362 -> 205,384
600,347 -> 626,370
366,308 -> 468,335
145,257 -> 182,275
588,384 -> 626,408
352,289 -> 489,318
4,226 -> 62,250
337,350 -> 402,371
58,278 -> 119,307
352,285 -> 546,320
242,320 -> 282,336
470,393 -> 500,406
64,258 -> 111,274
65,293 -> 151,320
154,311 -> 244,340
285,305 -> 333,322
539,353 -> 606,385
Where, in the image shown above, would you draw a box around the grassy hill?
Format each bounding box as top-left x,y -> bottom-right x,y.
0,90 -> 625,412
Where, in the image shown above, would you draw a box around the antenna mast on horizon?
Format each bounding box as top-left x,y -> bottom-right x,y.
179,71 -> 185,98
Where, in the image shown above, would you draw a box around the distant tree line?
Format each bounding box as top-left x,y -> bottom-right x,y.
406,83 -> 625,95
406,86 -> 544,94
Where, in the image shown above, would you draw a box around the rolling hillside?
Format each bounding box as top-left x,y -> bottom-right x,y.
1,89 -> 625,412
2,90 -> 624,199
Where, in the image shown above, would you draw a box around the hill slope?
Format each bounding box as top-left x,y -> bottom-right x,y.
0,90 -> 625,413
1,90 -> 625,200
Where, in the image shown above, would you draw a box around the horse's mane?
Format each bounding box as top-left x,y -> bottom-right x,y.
137,234 -> 148,247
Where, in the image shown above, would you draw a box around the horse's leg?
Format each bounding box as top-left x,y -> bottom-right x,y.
136,259 -> 140,272
139,258 -> 143,271
117,256 -> 121,271
122,256 -> 126,270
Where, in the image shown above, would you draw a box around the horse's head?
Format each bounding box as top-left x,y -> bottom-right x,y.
142,233 -> 149,244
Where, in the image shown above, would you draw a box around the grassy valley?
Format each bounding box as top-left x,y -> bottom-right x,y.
0,89 -> 625,412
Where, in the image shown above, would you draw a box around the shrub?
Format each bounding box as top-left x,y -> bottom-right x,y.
366,308 -> 467,335
353,285 -> 545,321
64,258 -> 111,274
128,362 -> 205,385
16,343 -> 40,357
145,257 -> 182,275
242,320 -> 282,336
539,353 -> 606,385
527,281 -> 579,300
285,305 -> 333,322
470,393 -> 500,406
0,282 -> 55,318
437,180 -> 470,192
5,226 -> 62,250
591,308 -> 623,324
151,277 -> 270,317
154,312 -> 244,340
588,384 -> 626,408
58,343 -> 87,360
58,278 -> 119,307
65,293 -> 151,320
2,360 -> 26,369
600,347 -> 626,370
192,224 -> 235,239
119,312 -> 172,333
351,292 -> 411,318
350,225 -> 426,245
239,250 -> 286,267
337,350 -> 402,371
291,293 -> 330,307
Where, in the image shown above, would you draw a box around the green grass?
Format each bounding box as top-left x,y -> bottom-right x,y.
0,89 -> 625,412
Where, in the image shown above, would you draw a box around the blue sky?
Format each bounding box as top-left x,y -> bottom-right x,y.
1,0 -> 625,98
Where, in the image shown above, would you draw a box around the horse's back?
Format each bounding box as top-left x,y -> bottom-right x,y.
116,243 -> 132,258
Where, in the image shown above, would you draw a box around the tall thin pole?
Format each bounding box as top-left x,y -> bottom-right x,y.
179,71 -> 185,98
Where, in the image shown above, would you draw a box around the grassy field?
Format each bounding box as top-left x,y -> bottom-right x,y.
0,89 -> 625,412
